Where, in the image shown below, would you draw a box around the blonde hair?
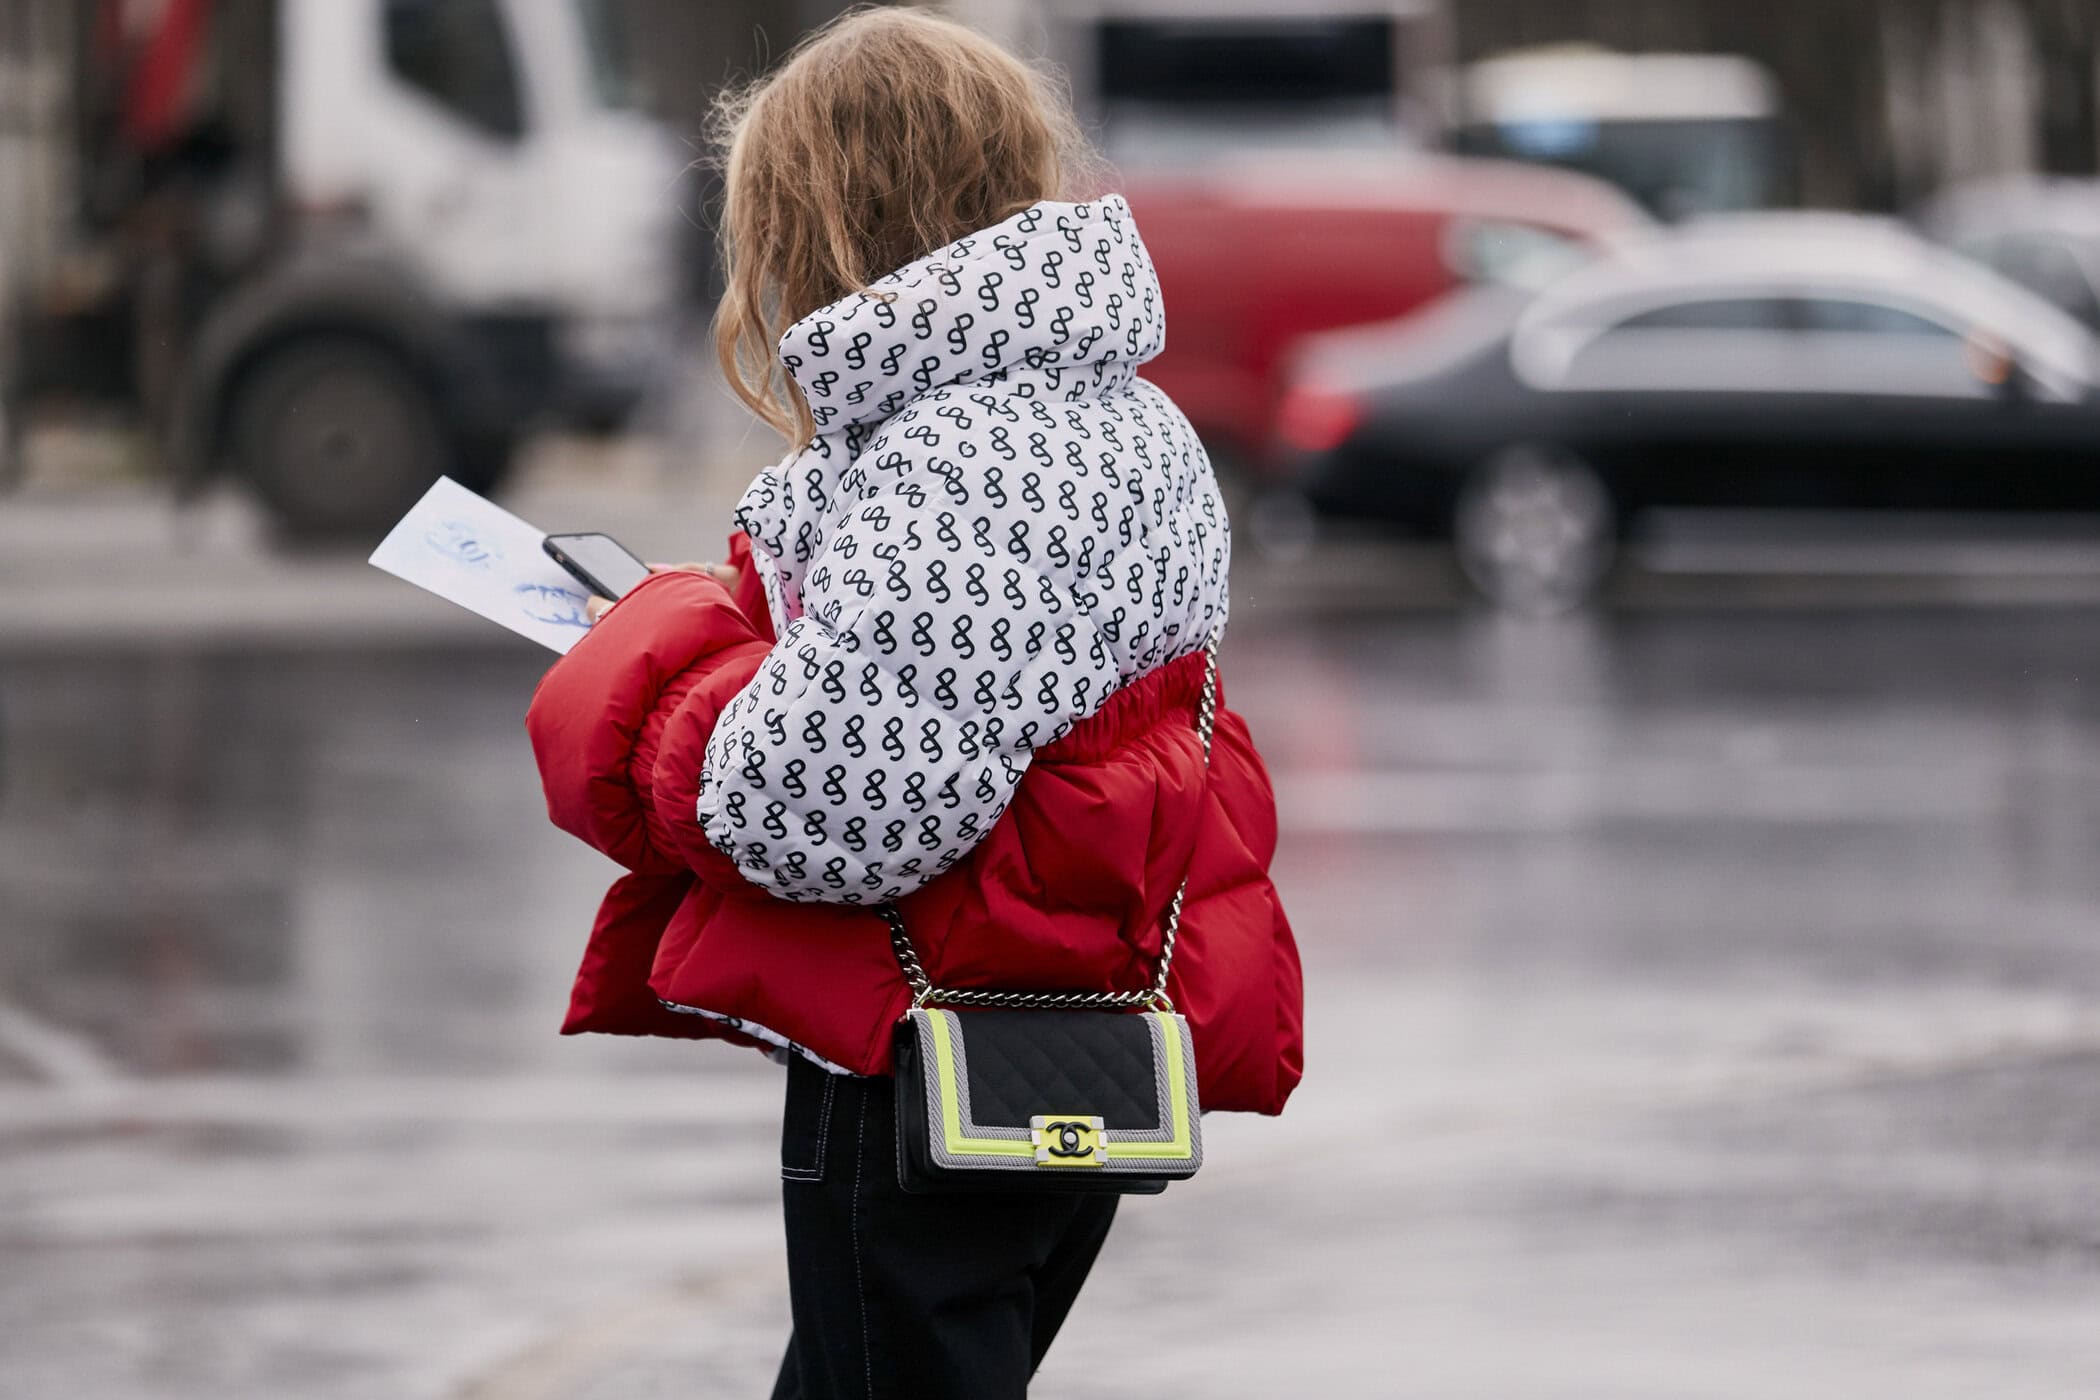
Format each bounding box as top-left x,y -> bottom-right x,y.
710,6 -> 1095,446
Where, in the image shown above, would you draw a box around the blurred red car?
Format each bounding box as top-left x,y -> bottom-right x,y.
1123,153 -> 1648,471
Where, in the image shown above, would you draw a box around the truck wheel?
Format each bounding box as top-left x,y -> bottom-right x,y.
1454,444 -> 1617,612
0,388 -> 17,493
450,429 -> 518,496
228,338 -> 449,540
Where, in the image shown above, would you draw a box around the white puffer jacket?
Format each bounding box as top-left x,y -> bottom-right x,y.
698,195 -> 1231,903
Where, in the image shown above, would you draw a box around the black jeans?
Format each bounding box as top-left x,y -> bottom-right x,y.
769,1053 -> 1119,1400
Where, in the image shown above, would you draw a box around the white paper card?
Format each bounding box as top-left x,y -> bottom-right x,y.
368,477 -> 594,653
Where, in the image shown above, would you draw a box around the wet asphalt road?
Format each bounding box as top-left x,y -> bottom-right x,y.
5,525 -> 2100,1397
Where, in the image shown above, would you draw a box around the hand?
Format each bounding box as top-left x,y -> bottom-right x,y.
586,561 -> 741,625
649,560 -> 742,588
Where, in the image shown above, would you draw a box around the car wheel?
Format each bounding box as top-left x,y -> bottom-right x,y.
228,337 -> 449,540
1454,444 -> 1616,612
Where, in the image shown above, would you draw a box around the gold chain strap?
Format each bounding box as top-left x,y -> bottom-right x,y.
883,632 -> 1220,1013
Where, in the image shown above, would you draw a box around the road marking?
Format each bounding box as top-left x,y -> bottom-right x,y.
0,999 -> 124,1091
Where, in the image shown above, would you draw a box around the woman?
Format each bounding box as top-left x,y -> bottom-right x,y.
526,9 -> 1303,1397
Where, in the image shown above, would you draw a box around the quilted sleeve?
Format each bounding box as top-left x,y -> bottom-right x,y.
526,569 -> 772,876
695,441 -> 1120,904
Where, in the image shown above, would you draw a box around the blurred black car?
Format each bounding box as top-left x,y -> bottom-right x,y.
1272,215 -> 2100,607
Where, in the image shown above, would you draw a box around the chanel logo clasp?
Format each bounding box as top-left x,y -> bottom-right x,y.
1030,1114 -> 1107,1167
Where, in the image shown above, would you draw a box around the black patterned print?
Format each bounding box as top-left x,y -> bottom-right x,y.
699,195 -> 1231,903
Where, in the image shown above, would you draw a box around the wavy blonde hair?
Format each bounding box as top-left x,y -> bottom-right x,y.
710,6 -> 1095,446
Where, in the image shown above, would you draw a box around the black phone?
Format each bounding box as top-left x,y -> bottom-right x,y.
543,532 -> 652,601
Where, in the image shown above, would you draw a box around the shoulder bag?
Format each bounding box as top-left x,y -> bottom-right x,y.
886,634 -> 1217,1194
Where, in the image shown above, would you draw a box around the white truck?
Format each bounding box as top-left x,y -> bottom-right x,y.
1451,45 -> 1785,219
0,0 -> 685,534
959,0 -> 1450,156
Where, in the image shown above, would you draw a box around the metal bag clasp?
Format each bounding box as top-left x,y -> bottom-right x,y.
1030,1114 -> 1107,1166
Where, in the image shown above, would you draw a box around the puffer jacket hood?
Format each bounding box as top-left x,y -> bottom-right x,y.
525,196 -> 1303,1116
703,195 -> 1228,908
784,194 -> 1164,433
739,194 -> 1168,630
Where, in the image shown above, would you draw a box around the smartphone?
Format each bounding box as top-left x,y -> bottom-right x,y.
544,532 -> 652,601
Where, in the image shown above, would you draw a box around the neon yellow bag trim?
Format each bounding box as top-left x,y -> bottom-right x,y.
1098,1013 -> 1194,1160
926,1009 -> 1193,1162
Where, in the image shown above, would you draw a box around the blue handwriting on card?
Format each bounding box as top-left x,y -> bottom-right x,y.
426,520 -> 502,568
515,582 -> 591,630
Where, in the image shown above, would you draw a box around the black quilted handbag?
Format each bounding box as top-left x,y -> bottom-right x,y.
886,636 -> 1216,1195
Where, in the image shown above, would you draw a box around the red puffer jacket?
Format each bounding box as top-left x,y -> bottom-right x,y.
528,544 -> 1303,1116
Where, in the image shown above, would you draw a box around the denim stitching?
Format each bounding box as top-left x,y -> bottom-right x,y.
781,1071 -> 836,1182
851,1088 -> 874,1399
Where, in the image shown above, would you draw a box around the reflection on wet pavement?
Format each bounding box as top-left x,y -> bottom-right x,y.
5,605 -> 2100,1397
0,647 -> 699,1080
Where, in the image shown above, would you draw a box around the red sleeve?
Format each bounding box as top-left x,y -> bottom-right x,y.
526,569 -> 769,876
622,526 -> 778,892
648,658 -> 768,891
